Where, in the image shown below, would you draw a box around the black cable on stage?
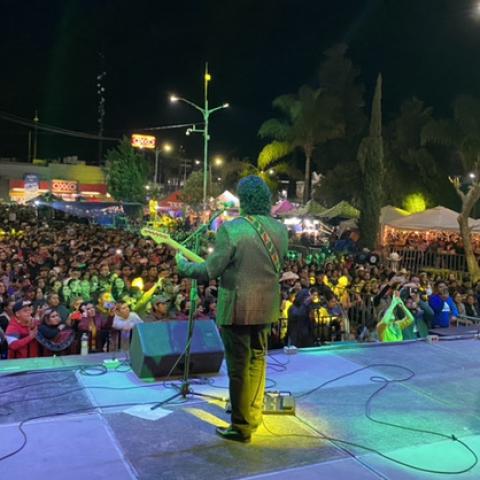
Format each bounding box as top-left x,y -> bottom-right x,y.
267,352 -> 290,367
0,373 -> 76,395
2,355 -> 477,474
0,397 -> 189,463
290,362 -> 478,475
78,364 -> 108,376
259,419 -> 390,480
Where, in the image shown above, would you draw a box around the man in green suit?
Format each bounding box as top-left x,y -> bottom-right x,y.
176,176 -> 288,443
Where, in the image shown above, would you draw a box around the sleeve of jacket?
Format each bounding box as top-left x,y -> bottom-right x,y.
177,224 -> 234,282
428,294 -> 442,313
448,297 -> 459,317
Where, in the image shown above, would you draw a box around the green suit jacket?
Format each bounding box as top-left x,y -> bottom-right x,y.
177,215 -> 289,326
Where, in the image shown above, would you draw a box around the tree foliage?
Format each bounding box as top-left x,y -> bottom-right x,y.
259,84 -> 344,203
180,171 -> 222,206
318,43 -> 366,138
312,45 -> 367,201
421,95 -> 480,281
422,95 -> 480,174
105,137 -> 150,203
358,74 -> 384,249
313,161 -> 361,207
382,97 -> 438,205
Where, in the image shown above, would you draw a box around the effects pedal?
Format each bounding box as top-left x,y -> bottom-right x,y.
283,345 -> 298,355
263,391 -> 296,415
103,358 -> 121,369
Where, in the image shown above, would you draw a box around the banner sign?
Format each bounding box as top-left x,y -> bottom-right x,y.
131,134 -> 156,149
24,174 -> 40,201
51,179 -> 78,194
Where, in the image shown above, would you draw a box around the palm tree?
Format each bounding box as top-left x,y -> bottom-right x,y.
422,95 -> 480,173
422,95 -> 480,281
220,154 -> 302,196
258,85 -> 344,203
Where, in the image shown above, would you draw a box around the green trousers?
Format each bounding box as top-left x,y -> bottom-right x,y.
220,324 -> 270,436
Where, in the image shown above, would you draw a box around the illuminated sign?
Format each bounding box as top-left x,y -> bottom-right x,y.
51,179 -> 78,194
131,134 -> 156,149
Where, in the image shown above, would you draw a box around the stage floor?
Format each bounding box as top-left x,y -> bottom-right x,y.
1,339 -> 480,479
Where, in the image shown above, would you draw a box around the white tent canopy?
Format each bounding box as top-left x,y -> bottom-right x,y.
380,205 -> 409,224
216,190 -> 239,207
338,205 -> 409,234
387,206 -> 478,232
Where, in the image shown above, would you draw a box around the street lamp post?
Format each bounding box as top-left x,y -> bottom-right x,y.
170,63 -> 229,208
209,156 -> 224,187
154,142 -> 173,185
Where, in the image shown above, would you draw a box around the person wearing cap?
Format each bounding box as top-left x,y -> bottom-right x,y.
5,300 -> 39,359
176,176 -> 288,443
144,294 -> 173,322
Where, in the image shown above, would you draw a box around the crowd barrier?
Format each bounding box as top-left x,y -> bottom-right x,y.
383,247 -> 468,274
290,243 -> 471,275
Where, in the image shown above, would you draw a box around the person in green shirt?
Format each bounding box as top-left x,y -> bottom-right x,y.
376,291 -> 414,342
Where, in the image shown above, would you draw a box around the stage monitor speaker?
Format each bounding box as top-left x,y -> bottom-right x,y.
129,319 -> 225,379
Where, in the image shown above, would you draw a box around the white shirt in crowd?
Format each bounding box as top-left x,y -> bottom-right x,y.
112,312 -> 143,331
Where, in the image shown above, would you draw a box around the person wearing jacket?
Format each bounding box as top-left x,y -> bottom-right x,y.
5,300 -> 39,359
176,176 -> 288,444
428,284 -> 458,328
77,303 -> 109,353
287,288 -> 312,347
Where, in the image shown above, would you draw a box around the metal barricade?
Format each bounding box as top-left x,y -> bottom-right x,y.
383,246 -> 468,274
347,292 -> 378,340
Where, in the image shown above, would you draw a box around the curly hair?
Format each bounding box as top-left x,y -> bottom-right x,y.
236,176 -> 272,215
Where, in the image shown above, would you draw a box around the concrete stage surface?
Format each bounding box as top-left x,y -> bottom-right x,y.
1,338 -> 480,479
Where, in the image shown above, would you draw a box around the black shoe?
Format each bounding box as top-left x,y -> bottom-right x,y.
215,426 -> 251,443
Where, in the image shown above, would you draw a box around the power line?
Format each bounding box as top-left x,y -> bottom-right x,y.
0,111 -> 120,141
138,122 -> 204,132
0,110 -> 206,141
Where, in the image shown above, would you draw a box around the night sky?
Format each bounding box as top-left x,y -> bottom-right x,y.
2,0 -> 480,164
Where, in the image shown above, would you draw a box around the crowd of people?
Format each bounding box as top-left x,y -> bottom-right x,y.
382,230 -> 480,256
1,203 -> 480,360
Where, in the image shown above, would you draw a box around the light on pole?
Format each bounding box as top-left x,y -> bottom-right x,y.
154,142 -> 174,185
170,63 -> 229,208
210,156 -> 224,185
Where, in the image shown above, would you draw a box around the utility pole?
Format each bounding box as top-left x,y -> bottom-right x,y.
169,63 -> 229,209
97,53 -> 107,163
33,110 -> 39,161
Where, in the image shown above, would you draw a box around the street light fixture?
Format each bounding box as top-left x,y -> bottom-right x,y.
153,142 -> 174,186
169,62 -> 229,208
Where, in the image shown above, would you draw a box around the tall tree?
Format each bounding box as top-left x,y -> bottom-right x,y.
259,85 -> 344,203
422,95 -> 480,281
312,44 -> 366,201
105,137 -> 150,203
318,43 -> 366,139
358,74 -> 384,249
449,173 -> 480,282
422,95 -> 480,174
383,97 -> 438,205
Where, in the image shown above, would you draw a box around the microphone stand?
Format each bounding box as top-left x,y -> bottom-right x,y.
150,211 -> 225,410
